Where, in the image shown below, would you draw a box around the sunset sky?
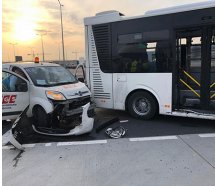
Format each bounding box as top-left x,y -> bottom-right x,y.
2,0 -> 208,62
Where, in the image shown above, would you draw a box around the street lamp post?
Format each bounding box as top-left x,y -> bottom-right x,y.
28,47 -> 35,61
58,0 -> 65,62
9,43 -> 18,62
37,33 -> 46,62
55,42 -> 61,61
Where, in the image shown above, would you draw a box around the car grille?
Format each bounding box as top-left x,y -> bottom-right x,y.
69,96 -> 91,110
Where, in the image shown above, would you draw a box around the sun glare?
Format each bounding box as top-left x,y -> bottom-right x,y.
13,19 -> 37,42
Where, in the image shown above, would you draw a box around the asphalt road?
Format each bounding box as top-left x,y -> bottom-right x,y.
2,108 -> 215,145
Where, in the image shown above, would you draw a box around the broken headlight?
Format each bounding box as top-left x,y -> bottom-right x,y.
46,91 -> 66,101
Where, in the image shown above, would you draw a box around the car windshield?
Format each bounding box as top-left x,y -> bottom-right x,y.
25,66 -> 78,87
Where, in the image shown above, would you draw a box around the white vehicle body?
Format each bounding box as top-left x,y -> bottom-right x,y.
84,1 -> 215,120
2,62 -> 94,127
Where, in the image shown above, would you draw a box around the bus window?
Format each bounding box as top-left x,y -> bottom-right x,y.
115,34 -> 171,73
190,37 -> 201,70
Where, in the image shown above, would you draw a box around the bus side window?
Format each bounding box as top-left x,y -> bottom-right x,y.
115,32 -> 171,73
156,41 -> 172,72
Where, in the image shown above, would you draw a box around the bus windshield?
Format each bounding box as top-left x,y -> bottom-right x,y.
25,66 -> 78,87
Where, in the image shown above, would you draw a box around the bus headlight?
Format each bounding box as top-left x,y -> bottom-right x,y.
46,91 -> 66,101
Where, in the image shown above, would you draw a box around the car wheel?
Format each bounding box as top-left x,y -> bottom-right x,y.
127,91 -> 158,120
16,116 -> 34,138
33,106 -> 50,127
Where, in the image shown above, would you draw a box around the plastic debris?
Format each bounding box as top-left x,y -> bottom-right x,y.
119,120 -> 129,123
105,126 -> 127,139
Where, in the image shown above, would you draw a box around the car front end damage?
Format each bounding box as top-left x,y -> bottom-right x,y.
51,95 -> 95,124
33,102 -> 95,136
10,97 -> 95,149
34,95 -> 96,135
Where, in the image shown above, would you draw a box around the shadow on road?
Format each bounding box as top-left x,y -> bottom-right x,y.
3,108 -> 215,144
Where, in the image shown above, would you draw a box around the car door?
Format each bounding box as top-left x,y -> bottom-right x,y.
2,70 -> 30,121
75,64 -> 86,83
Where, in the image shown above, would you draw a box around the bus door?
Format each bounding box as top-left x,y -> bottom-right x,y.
176,26 -> 215,110
210,27 -> 215,109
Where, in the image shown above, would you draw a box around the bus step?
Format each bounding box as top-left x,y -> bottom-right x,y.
184,98 -> 200,107
176,109 -> 215,116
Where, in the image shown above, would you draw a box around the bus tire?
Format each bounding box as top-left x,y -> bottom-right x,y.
127,91 -> 157,120
33,106 -> 50,127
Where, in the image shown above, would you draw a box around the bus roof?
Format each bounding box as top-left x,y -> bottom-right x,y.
84,1 -> 215,25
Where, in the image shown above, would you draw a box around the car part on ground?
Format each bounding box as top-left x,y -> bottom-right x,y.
105,126 -> 127,139
10,106 -> 30,150
96,117 -> 119,133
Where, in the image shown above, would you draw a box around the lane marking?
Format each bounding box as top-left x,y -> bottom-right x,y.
2,130 -> 11,146
129,136 -> 178,142
57,140 -> 107,146
22,144 -> 36,148
45,143 -> 52,147
199,133 -> 215,138
4,133 -> 215,150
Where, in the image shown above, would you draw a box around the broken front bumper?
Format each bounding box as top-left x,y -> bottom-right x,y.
33,102 -> 95,136
62,102 -> 95,118
51,96 -> 95,120
10,103 -> 95,150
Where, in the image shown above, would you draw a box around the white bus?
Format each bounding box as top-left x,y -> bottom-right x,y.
84,1 -> 215,120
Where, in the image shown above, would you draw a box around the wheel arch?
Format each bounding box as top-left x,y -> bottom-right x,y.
32,104 -> 45,113
125,88 -> 160,113
29,97 -> 53,116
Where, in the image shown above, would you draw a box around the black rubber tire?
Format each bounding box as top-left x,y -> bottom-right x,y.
16,116 -> 34,138
127,91 -> 157,120
87,109 -> 95,117
33,106 -> 50,127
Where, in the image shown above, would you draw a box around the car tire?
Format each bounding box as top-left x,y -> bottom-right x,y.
127,91 -> 158,120
33,106 -> 50,127
16,116 -> 34,138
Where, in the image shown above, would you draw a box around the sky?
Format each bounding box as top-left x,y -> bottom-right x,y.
2,0 -> 209,62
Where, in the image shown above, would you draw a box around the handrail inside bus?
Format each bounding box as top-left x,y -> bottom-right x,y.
210,82 -> 215,89
179,79 -> 200,98
182,70 -> 201,87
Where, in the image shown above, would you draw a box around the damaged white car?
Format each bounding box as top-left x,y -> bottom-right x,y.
2,62 -> 95,146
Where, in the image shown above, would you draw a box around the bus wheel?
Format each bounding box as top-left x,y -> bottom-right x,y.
127,91 -> 157,120
33,106 -> 50,127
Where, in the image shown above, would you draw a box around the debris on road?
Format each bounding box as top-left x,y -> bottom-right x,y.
105,126 -> 127,139
96,117 -> 119,133
120,120 -> 129,123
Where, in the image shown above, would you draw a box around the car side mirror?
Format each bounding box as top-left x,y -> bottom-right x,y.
78,77 -> 85,83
